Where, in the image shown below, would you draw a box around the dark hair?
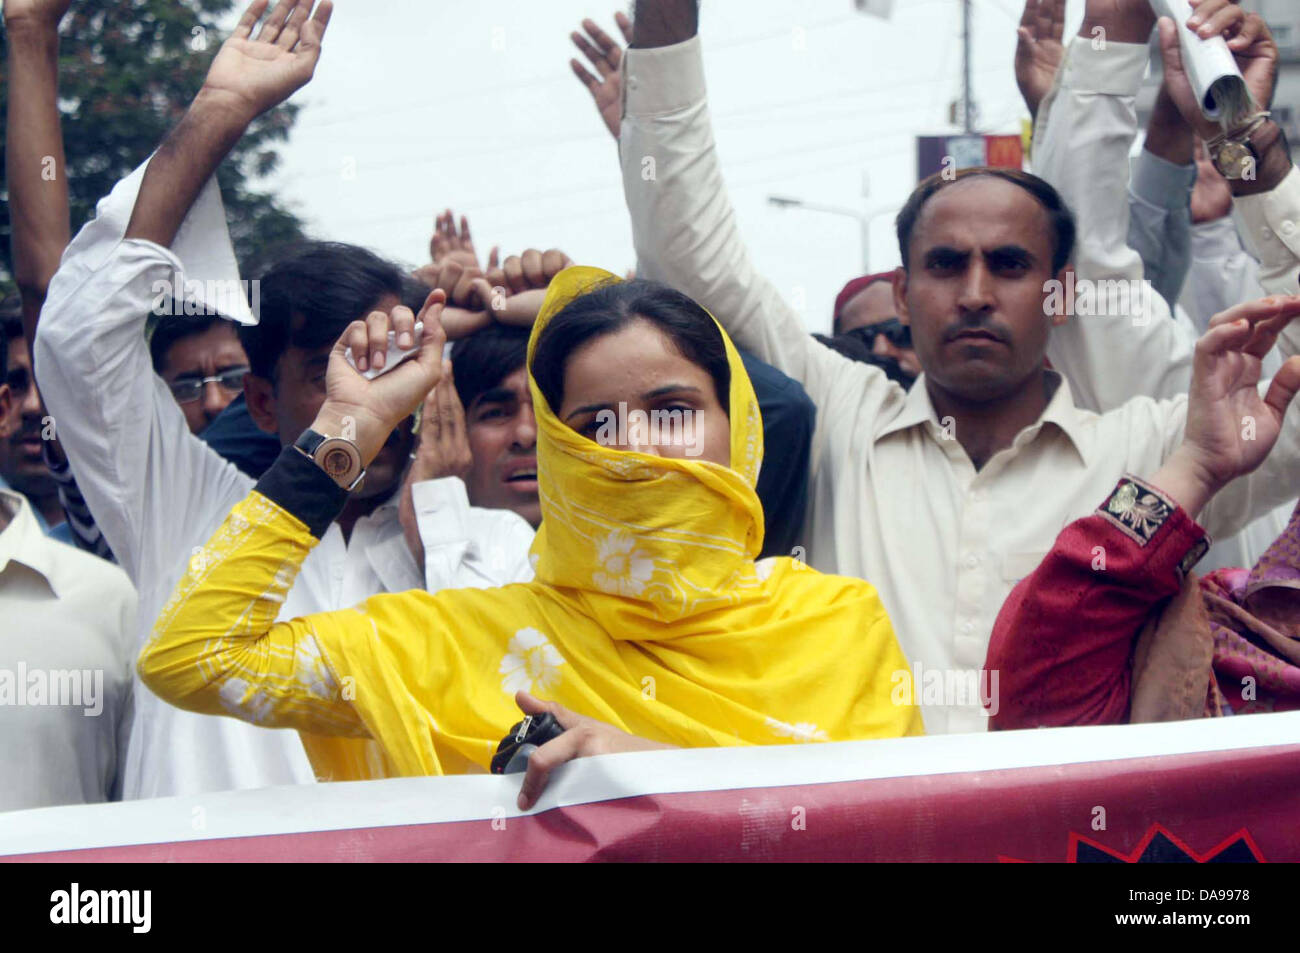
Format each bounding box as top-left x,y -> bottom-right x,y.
237,242 -> 406,381
813,330 -> 915,387
895,167 -> 1076,275
0,295 -> 21,377
148,314 -> 234,373
451,323 -> 531,411
401,275 -> 435,314
531,278 -> 730,415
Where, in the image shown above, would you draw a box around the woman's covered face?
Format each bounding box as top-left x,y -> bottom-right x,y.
557,319 -> 731,467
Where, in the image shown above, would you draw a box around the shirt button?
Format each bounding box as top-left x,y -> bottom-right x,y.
965,553 -> 980,569
961,621 -> 974,634
1284,221 -> 1297,237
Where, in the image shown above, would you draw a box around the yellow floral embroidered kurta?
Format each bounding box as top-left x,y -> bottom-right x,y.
140,267 -> 923,780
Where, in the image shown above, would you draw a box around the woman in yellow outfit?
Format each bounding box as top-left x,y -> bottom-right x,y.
141,267 -> 922,807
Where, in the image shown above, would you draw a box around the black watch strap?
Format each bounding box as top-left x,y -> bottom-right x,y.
256,447 -> 350,539
293,428 -> 328,458
293,428 -> 365,491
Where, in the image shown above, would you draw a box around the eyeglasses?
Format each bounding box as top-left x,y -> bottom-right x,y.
862,318 -> 912,350
167,367 -> 249,404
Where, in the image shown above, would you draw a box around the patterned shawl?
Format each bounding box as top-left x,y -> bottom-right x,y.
299,266 -> 923,776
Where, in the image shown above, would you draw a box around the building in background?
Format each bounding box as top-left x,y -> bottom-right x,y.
916,133 -> 1025,181
1259,0 -> 1300,150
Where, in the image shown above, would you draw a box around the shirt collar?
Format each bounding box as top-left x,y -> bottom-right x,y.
877,370 -> 1093,467
0,491 -> 60,596
876,373 -> 941,440
1037,372 -> 1094,467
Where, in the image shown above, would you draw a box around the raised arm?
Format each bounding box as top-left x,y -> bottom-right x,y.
1157,7 -> 1300,380
1032,0 -> 1201,410
986,475 -> 1210,729
1184,217 -> 1266,334
1182,295 -> 1300,539
1127,88 -> 1196,308
1177,145 -> 1273,350
1014,0 -> 1066,126
126,0 -> 332,247
33,0 -> 333,583
617,0 -> 893,421
1156,8 -> 1300,300
569,12 -> 634,139
4,0 -> 72,343
142,287 -> 447,734
990,299 -> 1300,727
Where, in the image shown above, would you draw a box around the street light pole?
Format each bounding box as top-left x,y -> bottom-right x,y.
768,195 -> 897,273
962,0 -> 975,133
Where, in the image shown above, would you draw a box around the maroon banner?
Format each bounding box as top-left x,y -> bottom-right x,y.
9,743 -> 1296,862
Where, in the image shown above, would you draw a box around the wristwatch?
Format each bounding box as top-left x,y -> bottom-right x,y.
1208,114 -> 1282,182
293,428 -> 366,491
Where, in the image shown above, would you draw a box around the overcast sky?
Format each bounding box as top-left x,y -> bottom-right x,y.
240,0 -> 1091,332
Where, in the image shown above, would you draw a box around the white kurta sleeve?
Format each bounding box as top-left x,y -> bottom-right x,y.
1034,37 -> 1199,410
618,35 -> 899,461
34,162 -> 253,593
412,477 -> 536,590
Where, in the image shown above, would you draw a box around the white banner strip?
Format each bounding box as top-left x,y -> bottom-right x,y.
3,710 -> 1298,857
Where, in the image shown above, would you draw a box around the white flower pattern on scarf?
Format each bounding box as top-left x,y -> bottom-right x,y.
592,530 -> 655,597
499,627 -> 565,694
218,676 -> 275,724
765,716 -> 829,743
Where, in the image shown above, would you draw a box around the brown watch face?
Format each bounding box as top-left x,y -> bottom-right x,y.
313,437 -> 362,488
1214,140 -> 1253,180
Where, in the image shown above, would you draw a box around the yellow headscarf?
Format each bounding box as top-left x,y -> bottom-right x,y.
150,267 -> 922,781
527,266 -> 767,622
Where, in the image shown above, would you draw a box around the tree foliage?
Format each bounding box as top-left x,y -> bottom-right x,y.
0,0 -> 307,288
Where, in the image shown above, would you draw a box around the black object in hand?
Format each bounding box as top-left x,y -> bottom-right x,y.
491,712 -> 566,775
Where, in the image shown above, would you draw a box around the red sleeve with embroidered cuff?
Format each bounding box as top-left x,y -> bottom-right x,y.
985,476 -> 1210,730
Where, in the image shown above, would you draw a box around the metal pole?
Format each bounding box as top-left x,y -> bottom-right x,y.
768,196 -> 898,275
963,0 -> 974,133
860,215 -> 872,273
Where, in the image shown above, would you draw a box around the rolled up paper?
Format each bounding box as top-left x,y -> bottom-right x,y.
1151,0 -> 1252,125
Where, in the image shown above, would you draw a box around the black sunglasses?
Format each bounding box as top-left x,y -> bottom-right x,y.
861,318 -> 912,350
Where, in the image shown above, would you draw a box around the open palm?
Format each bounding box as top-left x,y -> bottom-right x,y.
570,13 -> 634,139
202,0 -> 333,120
1184,297 -> 1300,485
1015,0 -> 1066,117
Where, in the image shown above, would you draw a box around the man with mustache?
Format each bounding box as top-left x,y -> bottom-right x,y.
0,309 -> 61,532
617,0 -> 1300,734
